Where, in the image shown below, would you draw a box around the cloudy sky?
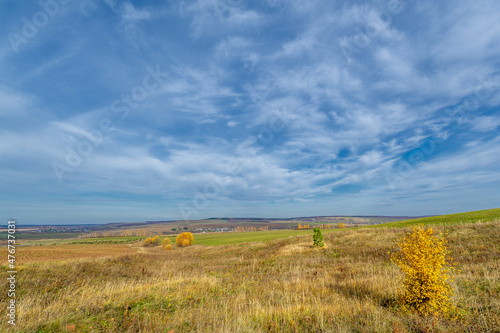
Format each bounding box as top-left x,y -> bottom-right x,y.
1,0 -> 499,224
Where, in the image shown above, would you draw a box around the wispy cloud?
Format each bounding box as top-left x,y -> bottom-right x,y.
0,0 -> 499,224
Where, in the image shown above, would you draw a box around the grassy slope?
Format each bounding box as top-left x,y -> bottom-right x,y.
373,208 -> 500,228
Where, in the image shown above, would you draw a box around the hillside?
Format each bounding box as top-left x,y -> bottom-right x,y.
373,208 -> 500,228
2,217 -> 499,332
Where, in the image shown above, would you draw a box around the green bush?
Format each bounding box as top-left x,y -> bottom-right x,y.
313,228 -> 324,247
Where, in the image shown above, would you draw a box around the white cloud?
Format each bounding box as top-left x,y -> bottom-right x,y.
1,0 -> 500,223
121,2 -> 151,22
181,0 -> 264,39
471,116 -> 500,132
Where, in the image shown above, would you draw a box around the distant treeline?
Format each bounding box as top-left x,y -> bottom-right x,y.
78,229 -> 158,239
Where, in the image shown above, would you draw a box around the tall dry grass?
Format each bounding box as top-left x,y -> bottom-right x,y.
1,221 -> 499,332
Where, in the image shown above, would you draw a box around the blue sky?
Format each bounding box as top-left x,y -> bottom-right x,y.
1,0 -> 500,225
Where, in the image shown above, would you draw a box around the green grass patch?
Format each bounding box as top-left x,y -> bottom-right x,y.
371,208 -> 500,228
192,229 -> 335,246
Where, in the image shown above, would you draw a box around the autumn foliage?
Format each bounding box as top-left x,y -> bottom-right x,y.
162,238 -> 172,250
234,226 -> 269,232
391,225 -> 455,316
143,235 -> 161,247
176,232 -> 194,247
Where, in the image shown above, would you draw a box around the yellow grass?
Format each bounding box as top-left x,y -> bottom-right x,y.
15,244 -> 136,265
1,221 -> 499,332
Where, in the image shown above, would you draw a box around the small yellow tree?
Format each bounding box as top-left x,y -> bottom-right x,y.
162,238 -> 172,250
338,222 -> 345,228
176,232 -> 194,247
391,225 -> 455,316
143,235 -> 161,247
151,235 -> 161,246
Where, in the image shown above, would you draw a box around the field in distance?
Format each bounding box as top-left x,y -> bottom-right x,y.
0,214 -> 417,245
0,208 -> 499,332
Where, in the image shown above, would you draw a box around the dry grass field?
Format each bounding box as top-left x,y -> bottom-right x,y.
15,244 -> 136,265
1,219 -> 499,332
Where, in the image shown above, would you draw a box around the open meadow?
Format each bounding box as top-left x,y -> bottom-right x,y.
1,210 -> 499,332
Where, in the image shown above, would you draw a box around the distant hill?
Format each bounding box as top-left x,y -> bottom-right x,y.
373,208 -> 500,228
